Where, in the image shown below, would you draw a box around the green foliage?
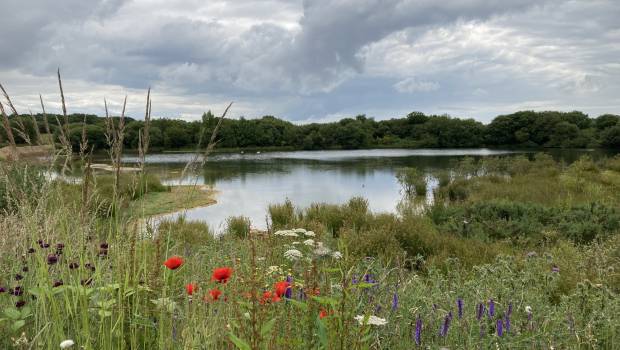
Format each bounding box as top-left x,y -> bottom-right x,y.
158,215 -> 214,248
225,215 -> 251,239
396,167 -> 427,196
268,199 -> 296,229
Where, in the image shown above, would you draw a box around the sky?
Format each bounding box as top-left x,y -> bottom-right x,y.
1,0 -> 619,123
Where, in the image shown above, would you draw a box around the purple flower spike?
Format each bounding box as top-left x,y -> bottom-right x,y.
507,302 -> 513,316
392,292 -> 399,311
457,298 -> 464,319
496,318 -> 504,337
414,317 -> 422,346
488,299 -> 495,317
440,313 -> 451,337
285,275 -> 293,299
476,303 -> 485,321
505,314 -> 511,333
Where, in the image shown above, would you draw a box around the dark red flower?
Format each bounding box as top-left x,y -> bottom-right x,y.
22,266 -> 28,272
47,254 -> 58,265
69,262 -> 79,270
27,247 -> 35,253
163,256 -> 184,270
15,300 -> 26,308
10,287 -> 23,296
100,243 -> 109,249
56,243 -> 65,250
207,288 -> 222,301
211,267 -> 233,283
0,286 -> 6,293
274,281 -> 290,298
53,280 -> 64,287
186,283 -> 198,295
15,274 -> 23,281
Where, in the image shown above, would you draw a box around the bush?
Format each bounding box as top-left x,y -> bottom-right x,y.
268,198 -> 296,229
396,167 -> 427,196
225,215 -> 251,239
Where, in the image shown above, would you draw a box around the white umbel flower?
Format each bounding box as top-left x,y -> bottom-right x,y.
284,249 -> 303,261
304,231 -> 316,237
332,251 -> 343,259
274,230 -> 299,237
294,228 -> 307,234
60,340 -> 75,349
303,239 -> 315,246
354,315 -> 387,326
314,242 -> 331,256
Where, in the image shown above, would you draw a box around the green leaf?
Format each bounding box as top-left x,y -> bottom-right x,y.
316,316 -> 328,349
260,318 -> 276,337
288,299 -> 308,311
28,287 -> 46,298
228,332 -> 251,350
11,320 -> 26,332
4,308 -> 21,320
98,310 -> 113,317
19,307 -> 31,319
310,296 -> 338,306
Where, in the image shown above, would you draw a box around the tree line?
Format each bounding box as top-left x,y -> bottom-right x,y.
1,110 -> 619,151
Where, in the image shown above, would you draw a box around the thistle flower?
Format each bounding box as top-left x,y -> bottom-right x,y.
163,256 -> 184,270
488,299 -> 495,317
414,317 -> 422,346
391,292 -> 399,310
59,339 -> 75,349
439,313 -> 451,337
10,286 -> 23,296
496,318 -> 504,337
457,298 -> 464,319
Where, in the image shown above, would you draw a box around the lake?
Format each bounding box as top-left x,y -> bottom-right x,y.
116,148 -> 614,232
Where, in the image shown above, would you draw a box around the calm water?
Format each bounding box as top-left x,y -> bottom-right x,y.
115,148 -> 614,232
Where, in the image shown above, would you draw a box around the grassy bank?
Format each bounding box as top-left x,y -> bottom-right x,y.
0,155 -> 619,349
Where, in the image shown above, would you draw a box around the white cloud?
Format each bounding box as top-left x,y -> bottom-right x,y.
394,78 -> 440,93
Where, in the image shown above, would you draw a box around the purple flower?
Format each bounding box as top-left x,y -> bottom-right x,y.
15,274 -> 23,281
10,286 -> 23,296
496,318 -> 504,337
27,247 -> 35,253
285,275 -> 293,299
507,302 -> 513,316
392,292 -> 399,311
488,299 -> 495,317
363,274 -> 375,284
47,254 -> 58,265
551,265 -> 560,273
457,298 -> 464,319
69,262 -> 79,270
414,317 -> 422,346
100,242 -> 109,249
476,303 -> 485,321
505,314 -> 511,333
439,313 -> 451,337
53,280 -> 64,287
298,288 -> 307,300
15,300 -> 26,308
0,286 -> 5,293
56,243 -> 65,250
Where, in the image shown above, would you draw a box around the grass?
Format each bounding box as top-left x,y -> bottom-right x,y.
128,185 -> 217,217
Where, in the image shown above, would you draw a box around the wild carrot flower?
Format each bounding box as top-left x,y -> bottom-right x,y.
59,339 -> 75,349
414,317 -> 422,346
304,230 -> 316,237
211,267 -> 233,283
284,249 -> 303,261
525,305 -> 533,321
496,318 -> 504,337
186,283 -> 198,296
303,239 -> 315,246
457,298 -> 464,319
332,251 -> 343,259
163,256 -> 184,270
488,299 -> 495,317
354,315 -> 387,326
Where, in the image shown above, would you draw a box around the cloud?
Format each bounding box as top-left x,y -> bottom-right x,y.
0,0 -> 619,122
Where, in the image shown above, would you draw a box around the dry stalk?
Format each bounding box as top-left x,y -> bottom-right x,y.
0,101 -> 17,153
29,110 -> 42,145
39,95 -> 55,149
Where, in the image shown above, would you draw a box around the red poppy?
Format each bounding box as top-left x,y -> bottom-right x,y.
260,291 -> 281,304
208,288 -> 222,301
186,283 -> 198,295
211,267 -> 233,283
163,256 -> 184,270
319,308 -> 328,319
274,281 -> 290,298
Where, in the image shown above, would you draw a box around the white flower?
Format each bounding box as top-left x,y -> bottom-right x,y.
332,251 -> 343,259
314,242 -> 331,257
267,266 -> 281,274
304,231 -> 316,237
294,228 -> 307,234
354,315 -> 387,326
303,239 -> 315,246
525,306 -> 532,314
284,249 -> 303,261
292,241 -> 300,245
60,340 -> 75,349
274,230 -> 299,237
